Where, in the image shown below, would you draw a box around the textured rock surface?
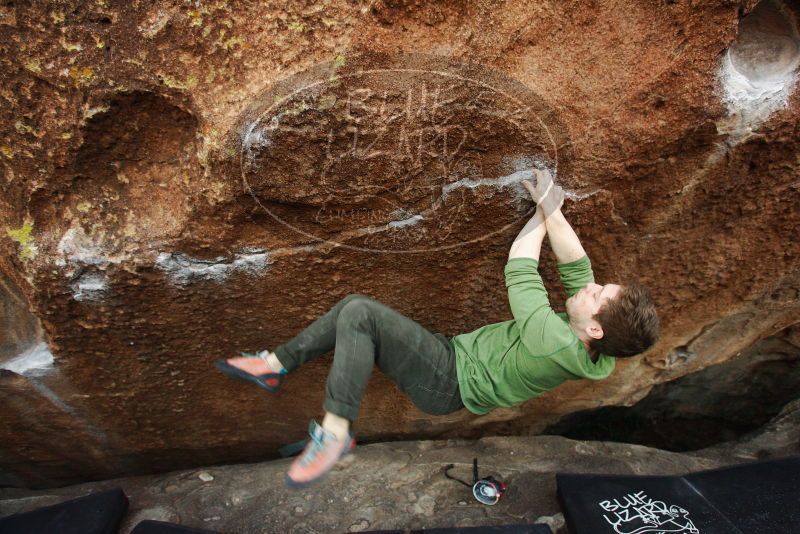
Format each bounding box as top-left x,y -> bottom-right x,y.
545,323 -> 800,450
0,399 -> 797,534
1,0 -> 799,486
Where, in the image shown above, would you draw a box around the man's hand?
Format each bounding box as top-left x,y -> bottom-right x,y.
522,168 -> 564,218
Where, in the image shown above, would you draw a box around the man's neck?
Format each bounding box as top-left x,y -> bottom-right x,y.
569,320 -> 598,362
587,345 -> 599,362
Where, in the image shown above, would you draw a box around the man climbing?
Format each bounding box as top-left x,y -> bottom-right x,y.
215,168 -> 659,488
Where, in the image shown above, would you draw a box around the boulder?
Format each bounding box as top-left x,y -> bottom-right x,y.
1,0 -> 799,486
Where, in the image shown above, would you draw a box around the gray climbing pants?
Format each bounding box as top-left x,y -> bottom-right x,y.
273,294 -> 464,422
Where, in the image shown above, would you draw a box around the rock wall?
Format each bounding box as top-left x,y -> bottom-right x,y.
1,0 -> 799,487
544,323 -> 800,450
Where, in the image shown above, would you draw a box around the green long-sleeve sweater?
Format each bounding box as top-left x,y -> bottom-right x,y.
451,255 -> 615,415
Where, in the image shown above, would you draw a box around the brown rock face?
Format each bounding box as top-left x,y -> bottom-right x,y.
1,0 -> 799,487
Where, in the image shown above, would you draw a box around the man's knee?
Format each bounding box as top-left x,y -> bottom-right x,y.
338,294 -> 377,316
338,296 -> 376,327
339,293 -> 372,307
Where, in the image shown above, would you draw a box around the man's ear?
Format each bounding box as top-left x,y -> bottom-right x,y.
585,321 -> 604,340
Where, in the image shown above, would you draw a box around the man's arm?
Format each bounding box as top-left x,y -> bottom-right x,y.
524,168 -> 586,264
508,171 -> 569,261
506,178 -> 580,357
544,209 -> 587,264
508,207 -> 547,261
528,168 -> 594,296
505,225 -> 578,358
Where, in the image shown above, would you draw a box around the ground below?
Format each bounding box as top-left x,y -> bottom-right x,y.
1,399 -> 797,534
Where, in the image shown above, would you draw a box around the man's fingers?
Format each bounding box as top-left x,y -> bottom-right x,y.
522,179 -> 536,195
532,168 -> 552,182
539,180 -> 553,203
523,170 -> 560,207
533,170 -> 553,197
539,184 -> 565,217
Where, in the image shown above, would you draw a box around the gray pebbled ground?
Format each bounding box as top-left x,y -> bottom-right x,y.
1,399 -> 798,534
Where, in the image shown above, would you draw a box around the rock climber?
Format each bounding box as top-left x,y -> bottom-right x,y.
215,168 -> 660,488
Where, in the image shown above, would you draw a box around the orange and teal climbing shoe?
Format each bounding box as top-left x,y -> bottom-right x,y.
285,419 -> 355,489
214,351 -> 286,393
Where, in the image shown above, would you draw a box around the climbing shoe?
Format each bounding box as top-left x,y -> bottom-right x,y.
285,419 -> 355,489
214,351 -> 286,393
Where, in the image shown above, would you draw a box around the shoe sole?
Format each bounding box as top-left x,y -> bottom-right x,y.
214,360 -> 281,393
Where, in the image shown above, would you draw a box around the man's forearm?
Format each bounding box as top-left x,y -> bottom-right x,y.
544,209 -> 586,264
508,209 -> 547,261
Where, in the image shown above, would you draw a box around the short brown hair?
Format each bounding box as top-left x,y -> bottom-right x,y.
589,283 -> 659,357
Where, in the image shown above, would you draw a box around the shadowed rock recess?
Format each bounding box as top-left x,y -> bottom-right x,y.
1,0 -> 799,488
544,323 -> 800,451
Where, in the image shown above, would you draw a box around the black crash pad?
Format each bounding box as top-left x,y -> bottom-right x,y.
131,520 -> 221,534
0,487 -> 128,534
557,456 -> 800,534
412,526 -> 552,533
368,525 -> 552,533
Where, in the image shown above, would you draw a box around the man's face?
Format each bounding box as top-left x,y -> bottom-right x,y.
566,282 -> 623,329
